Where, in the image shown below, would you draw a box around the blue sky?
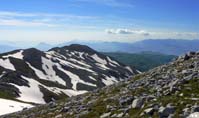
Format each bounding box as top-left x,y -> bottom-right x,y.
0,0 -> 198,46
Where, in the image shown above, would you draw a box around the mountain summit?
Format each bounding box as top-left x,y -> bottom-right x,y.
0,44 -> 137,115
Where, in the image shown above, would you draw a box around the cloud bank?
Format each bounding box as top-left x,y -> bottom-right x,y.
105,28 -> 199,40
105,29 -> 150,36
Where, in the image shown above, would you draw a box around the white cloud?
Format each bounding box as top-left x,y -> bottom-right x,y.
105,29 -> 150,36
105,28 -> 199,38
0,11 -> 98,27
172,32 -> 199,37
0,19 -> 57,27
105,28 -> 199,40
0,11 -> 97,20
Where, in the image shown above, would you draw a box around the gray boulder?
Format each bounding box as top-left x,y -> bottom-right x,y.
192,106 -> 199,112
119,96 -> 134,106
158,106 -> 175,118
132,98 -> 144,108
143,107 -> 154,115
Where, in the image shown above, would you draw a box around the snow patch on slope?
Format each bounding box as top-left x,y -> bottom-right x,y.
12,75 -> 88,104
125,66 -> 134,73
28,56 -> 97,91
92,54 -> 107,65
0,50 -> 23,71
27,63 -> 49,80
89,76 -> 97,81
0,71 -> 6,78
47,87 -> 87,97
46,53 -> 95,73
11,76 -> 46,104
107,57 -> 120,66
69,58 -> 91,68
102,76 -> 118,86
2,50 -> 24,59
0,58 -> 15,71
27,57 -> 67,86
0,98 -> 33,116
77,52 -> 85,59
55,64 -> 97,90
41,57 -> 66,86
96,63 -> 110,70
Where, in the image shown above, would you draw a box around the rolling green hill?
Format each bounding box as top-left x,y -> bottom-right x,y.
103,51 -> 177,72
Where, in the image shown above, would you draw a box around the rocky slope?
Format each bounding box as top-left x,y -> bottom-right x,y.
0,44 -> 136,115
3,51 -> 199,118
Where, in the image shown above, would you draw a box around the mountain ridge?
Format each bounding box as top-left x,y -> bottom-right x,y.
0,44 -> 137,115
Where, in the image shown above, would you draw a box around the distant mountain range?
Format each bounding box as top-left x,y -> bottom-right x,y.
104,51 -> 177,72
61,39 -> 199,55
35,42 -> 53,51
0,45 -> 18,53
36,39 -> 199,55
1,39 -> 199,55
0,44 -> 136,115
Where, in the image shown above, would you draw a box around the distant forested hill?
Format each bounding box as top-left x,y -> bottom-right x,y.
104,51 -> 177,72
59,39 -> 199,55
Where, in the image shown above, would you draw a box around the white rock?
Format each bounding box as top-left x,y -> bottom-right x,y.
100,112 -> 111,118
187,112 -> 199,118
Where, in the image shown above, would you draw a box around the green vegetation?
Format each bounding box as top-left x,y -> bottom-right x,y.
104,51 -> 177,72
0,90 -> 15,99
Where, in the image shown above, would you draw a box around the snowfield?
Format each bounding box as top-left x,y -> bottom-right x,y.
0,58 -> 15,71
92,54 -> 107,65
11,76 -> 46,104
2,50 -> 24,60
11,76 -> 89,104
0,98 -> 33,115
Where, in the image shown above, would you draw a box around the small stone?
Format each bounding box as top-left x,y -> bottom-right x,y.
60,107 -> 70,112
119,96 -> 134,106
22,107 -> 28,111
144,108 -> 154,115
117,112 -> 124,117
179,93 -> 183,97
55,114 -> 62,118
49,101 -> 56,108
100,112 -> 111,118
